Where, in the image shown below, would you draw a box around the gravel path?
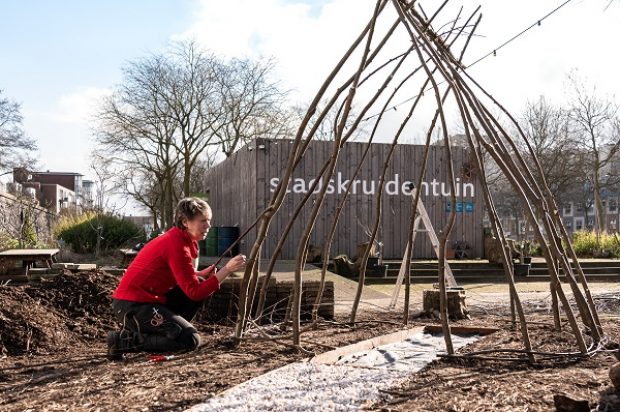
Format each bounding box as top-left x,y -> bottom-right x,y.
187,331 -> 479,411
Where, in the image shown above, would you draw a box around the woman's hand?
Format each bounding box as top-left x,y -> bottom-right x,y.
196,265 -> 216,278
224,254 -> 247,273
214,254 -> 247,283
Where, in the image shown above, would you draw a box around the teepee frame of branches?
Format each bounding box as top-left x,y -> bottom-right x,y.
229,0 -> 604,359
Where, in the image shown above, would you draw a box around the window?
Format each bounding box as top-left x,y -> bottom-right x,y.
609,199 -> 618,213
564,219 -> 573,228
575,218 -> 584,231
563,203 -> 573,216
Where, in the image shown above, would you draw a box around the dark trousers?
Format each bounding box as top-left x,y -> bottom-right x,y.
112,286 -> 203,353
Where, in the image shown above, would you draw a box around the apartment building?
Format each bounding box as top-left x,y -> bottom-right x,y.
12,168 -> 87,213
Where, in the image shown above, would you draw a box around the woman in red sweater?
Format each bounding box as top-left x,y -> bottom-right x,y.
107,197 -> 246,360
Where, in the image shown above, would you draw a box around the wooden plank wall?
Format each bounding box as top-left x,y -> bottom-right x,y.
203,145 -> 257,253
205,138 -> 483,260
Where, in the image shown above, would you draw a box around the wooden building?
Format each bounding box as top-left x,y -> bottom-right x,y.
203,138 -> 483,260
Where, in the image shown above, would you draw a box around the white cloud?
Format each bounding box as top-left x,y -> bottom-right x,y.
19,87 -> 112,177
176,0 -> 620,119
45,86 -> 112,125
175,0 -> 380,102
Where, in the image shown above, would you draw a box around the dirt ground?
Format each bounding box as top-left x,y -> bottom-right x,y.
0,270 -> 408,411
371,317 -> 620,412
1,270 -> 619,411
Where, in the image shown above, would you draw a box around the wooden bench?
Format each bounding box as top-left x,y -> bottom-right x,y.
0,248 -> 60,281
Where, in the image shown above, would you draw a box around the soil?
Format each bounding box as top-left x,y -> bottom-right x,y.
371,317 -> 620,412
0,270 -> 407,411
1,270 -> 619,411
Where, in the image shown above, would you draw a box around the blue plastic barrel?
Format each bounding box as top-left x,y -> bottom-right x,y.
217,226 -> 240,257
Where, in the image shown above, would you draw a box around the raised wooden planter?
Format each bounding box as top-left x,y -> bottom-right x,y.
204,276 -> 335,322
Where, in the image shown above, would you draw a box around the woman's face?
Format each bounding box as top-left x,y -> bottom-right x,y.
184,210 -> 212,241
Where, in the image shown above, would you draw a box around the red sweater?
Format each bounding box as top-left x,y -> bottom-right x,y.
113,227 -> 219,303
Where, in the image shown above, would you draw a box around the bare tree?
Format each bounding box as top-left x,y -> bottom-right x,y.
162,42 -> 222,196
566,73 -> 620,234
490,96 -> 606,237
89,154 -> 124,212
212,57 -> 291,156
96,43 -> 293,228
520,97 -> 583,203
187,150 -> 219,198
95,42 -> 208,228
0,90 -> 37,173
88,154 -> 129,258
119,167 -> 166,232
96,88 -> 181,229
0,192 -> 50,248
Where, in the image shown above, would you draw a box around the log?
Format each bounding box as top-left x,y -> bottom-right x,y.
424,325 -> 499,335
423,289 -> 469,320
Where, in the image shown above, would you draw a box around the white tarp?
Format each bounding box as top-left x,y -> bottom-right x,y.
187,332 -> 479,412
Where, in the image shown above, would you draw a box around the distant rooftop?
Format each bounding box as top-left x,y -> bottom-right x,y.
34,171 -> 84,176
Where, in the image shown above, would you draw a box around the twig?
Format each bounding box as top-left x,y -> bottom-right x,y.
245,319 -> 315,356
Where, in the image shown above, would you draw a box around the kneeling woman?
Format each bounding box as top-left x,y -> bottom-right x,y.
107,197 -> 246,360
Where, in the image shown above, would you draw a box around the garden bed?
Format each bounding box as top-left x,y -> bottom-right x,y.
0,269 -> 619,411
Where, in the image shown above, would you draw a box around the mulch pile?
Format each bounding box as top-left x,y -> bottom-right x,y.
0,270 -> 118,356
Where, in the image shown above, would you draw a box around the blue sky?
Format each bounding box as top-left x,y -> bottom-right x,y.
1,0 -> 194,102
1,0 -> 620,213
0,0 -> 195,212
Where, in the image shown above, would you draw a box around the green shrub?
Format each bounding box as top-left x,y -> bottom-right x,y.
21,212 -> 37,247
54,211 -> 94,237
55,213 -> 144,254
54,212 -> 94,253
572,231 -> 597,257
0,232 -> 19,251
571,231 -> 620,258
601,233 -> 620,258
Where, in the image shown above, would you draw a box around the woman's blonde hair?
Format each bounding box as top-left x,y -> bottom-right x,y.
175,197 -> 211,229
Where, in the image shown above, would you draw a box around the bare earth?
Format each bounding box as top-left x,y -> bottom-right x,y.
1,269 -> 619,411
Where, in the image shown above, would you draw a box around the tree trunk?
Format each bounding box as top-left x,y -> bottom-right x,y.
551,279 -> 561,331
183,153 -> 192,197
594,176 -> 606,235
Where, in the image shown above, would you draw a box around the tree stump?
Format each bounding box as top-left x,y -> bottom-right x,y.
423,289 -> 469,319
